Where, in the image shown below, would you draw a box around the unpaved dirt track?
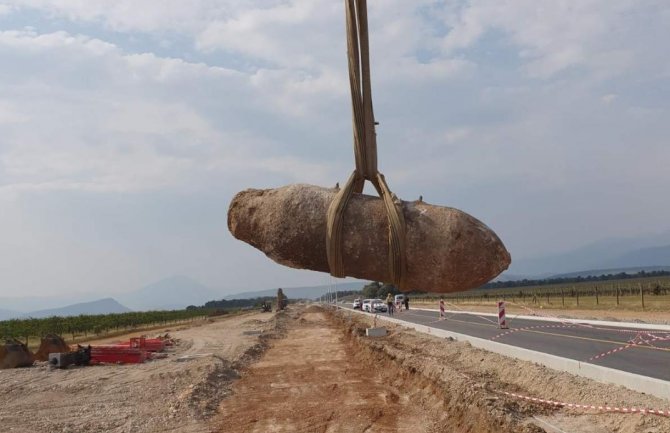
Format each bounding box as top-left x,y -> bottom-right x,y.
0,312 -> 278,433
2,306 -> 669,433
216,308 -> 447,432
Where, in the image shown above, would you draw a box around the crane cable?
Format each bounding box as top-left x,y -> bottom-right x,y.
326,0 -> 407,290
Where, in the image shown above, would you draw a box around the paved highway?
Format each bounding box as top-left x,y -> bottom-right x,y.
341,305 -> 670,381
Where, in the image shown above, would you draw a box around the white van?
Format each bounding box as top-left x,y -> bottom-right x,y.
394,294 -> 405,304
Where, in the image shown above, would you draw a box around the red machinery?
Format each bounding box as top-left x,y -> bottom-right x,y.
90,346 -> 148,365
88,336 -> 169,365
128,337 -> 166,352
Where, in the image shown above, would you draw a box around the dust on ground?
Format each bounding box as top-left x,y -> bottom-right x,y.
0,312 -> 282,433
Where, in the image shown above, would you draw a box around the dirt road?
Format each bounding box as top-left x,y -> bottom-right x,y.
216,306 -> 670,433
216,308 -> 447,432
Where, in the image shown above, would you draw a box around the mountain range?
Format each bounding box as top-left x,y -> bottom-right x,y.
2,233 -> 669,319
0,277 -> 363,320
508,233 -> 670,276
0,298 -> 131,321
223,281 -> 364,300
0,275 -> 218,320
23,298 -> 131,319
115,275 -> 221,311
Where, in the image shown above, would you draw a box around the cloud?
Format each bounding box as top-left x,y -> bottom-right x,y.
438,0 -> 647,78
0,28 -> 344,199
1,1 -> 670,295
601,93 -> 618,104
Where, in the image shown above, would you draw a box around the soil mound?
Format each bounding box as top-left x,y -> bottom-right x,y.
0,339 -> 34,369
34,334 -> 70,361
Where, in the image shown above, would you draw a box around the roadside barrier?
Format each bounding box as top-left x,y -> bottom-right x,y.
501,391 -> 669,417
497,301 -> 508,329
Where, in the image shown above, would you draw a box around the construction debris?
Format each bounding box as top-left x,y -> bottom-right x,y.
0,339 -> 34,369
88,336 -> 172,364
34,334 -> 70,361
48,346 -> 91,369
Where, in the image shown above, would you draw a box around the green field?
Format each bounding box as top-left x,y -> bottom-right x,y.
1,309 -> 210,347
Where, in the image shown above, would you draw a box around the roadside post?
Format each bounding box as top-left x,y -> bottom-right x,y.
497,301 -> 508,329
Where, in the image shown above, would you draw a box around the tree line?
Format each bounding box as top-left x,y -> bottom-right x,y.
195,296 -> 278,310
479,270 -> 670,290
321,270 -> 670,301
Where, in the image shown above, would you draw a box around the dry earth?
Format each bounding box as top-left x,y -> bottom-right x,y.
0,312 -> 281,433
1,305 -> 668,433
341,308 -> 670,433
216,307 -> 451,433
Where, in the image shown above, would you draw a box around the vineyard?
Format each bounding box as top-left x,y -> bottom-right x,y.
414,275 -> 670,311
0,309 -> 208,345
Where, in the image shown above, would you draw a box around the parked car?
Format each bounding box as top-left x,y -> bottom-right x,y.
371,299 -> 387,313
361,299 -> 372,312
394,294 -> 405,304
352,298 -> 362,309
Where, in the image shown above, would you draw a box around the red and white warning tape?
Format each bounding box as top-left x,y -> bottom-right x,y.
587,342 -> 637,362
490,324 -> 575,341
503,301 -> 670,335
501,391 -> 670,417
587,334 -> 670,362
498,301 -> 508,329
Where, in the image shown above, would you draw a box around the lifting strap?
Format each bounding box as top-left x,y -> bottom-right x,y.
326,0 -> 407,290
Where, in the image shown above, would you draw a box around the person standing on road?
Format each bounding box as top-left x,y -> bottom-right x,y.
386,293 -> 394,316
439,298 -> 445,319
404,295 -> 409,311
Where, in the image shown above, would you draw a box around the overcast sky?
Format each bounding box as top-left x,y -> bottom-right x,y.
1,1 -> 669,297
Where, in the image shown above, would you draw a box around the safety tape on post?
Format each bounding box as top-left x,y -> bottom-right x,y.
500,391 -> 670,417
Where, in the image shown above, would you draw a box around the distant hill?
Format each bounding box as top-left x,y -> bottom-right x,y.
23,298 -> 131,318
117,276 -> 221,311
0,308 -> 21,321
0,294 -> 100,314
510,232 -> 670,276
550,266 -> 670,279
224,282 -> 364,301
602,246 -> 670,269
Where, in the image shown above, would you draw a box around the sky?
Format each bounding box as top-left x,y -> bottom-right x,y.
0,0 -> 669,298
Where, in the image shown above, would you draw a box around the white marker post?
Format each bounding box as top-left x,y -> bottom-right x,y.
498,301 -> 508,329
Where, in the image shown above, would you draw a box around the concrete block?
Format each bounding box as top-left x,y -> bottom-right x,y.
242,330 -> 262,336
366,327 -> 387,337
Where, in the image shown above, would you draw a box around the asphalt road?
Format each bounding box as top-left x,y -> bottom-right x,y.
342,305 -> 670,381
